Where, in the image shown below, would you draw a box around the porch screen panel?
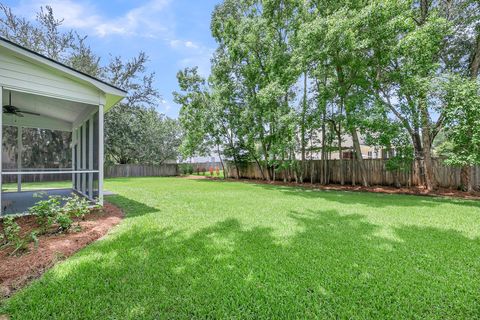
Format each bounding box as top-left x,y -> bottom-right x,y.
2,126 -> 71,183
1,126 -> 18,183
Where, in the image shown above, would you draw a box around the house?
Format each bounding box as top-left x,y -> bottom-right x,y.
304,133 -> 384,160
0,36 -> 126,214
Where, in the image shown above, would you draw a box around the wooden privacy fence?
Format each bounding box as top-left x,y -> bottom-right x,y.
105,164 -> 179,178
226,159 -> 480,189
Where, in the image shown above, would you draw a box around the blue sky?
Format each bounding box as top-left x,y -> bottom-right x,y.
3,0 -> 221,118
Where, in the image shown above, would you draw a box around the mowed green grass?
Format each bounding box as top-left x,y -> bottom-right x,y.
2,177 -> 480,319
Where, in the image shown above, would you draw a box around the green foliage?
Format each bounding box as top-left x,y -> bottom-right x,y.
29,193 -> 92,234
55,213 -> 73,233
179,163 -> 194,175
105,105 -> 182,165
2,217 -> 20,245
441,76 -> 480,167
29,193 -> 62,234
1,217 -> 28,255
176,0 -> 479,189
63,194 -> 91,221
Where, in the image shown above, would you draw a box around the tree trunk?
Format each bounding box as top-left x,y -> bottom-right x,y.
310,128 -> 315,185
420,99 -> 437,191
337,129 -> 344,185
351,128 -> 369,187
231,153 -> 241,180
262,143 -> 271,181
461,32 -> 480,192
461,166 -> 474,193
300,72 -> 307,183
216,144 -> 227,180
321,109 -> 327,185
253,155 -> 266,180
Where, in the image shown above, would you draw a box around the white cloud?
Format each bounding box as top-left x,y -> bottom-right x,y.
169,39 -> 199,49
184,41 -> 198,49
14,0 -> 172,38
95,0 -> 171,38
160,99 -> 172,112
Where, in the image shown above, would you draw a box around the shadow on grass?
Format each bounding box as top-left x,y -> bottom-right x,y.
106,195 -> 159,217
192,178 -> 480,209
3,198 -> 479,319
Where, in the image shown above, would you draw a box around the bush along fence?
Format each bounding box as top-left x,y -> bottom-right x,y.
179,162 -> 224,176
225,159 -> 480,189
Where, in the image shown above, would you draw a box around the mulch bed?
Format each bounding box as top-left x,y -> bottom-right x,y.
0,202 -> 124,299
209,177 -> 480,200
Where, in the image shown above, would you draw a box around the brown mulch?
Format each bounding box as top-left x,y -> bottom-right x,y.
215,177 -> 480,200
0,202 -> 124,299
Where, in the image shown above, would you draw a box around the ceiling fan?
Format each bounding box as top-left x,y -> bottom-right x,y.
3,91 -> 41,117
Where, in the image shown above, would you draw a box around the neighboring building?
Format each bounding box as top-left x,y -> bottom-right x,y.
180,155 -> 221,164
303,134 -> 384,160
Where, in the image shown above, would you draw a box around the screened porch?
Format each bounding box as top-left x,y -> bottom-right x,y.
1,88 -> 105,215
0,36 -> 126,215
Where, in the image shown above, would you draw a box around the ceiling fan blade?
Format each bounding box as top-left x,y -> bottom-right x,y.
16,112 -> 24,118
18,110 -> 41,116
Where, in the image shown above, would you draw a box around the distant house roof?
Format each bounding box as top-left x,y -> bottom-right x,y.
0,36 -> 126,111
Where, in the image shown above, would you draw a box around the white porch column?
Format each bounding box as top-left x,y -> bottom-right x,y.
88,115 -> 94,198
0,87 -> 3,215
17,126 -> 22,192
81,122 -> 87,194
72,127 -> 76,189
98,104 -> 104,205
76,127 -> 81,191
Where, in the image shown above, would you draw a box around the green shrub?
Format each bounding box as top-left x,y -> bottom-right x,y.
1,217 -> 28,255
63,194 -> 90,220
29,193 -> 62,234
30,193 -> 92,234
30,231 -> 39,249
179,163 -> 194,175
2,217 -> 20,244
56,213 -> 73,232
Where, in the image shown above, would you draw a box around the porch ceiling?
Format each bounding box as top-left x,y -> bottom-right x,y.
2,89 -> 96,131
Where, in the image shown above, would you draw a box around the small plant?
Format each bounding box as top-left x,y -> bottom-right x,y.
215,167 -> 220,177
30,193 -> 91,234
209,166 -> 214,176
2,217 -> 28,255
63,194 -> 90,220
56,213 -> 73,232
63,193 -> 91,230
2,217 -> 20,244
29,193 -> 61,234
30,231 -> 39,249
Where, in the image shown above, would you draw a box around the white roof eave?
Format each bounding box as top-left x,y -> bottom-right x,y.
0,37 -> 127,112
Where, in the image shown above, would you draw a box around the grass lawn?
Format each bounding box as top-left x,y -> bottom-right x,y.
1,177 -> 480,319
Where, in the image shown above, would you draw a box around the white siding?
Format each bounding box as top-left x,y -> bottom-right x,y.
0,47 -> 103,106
